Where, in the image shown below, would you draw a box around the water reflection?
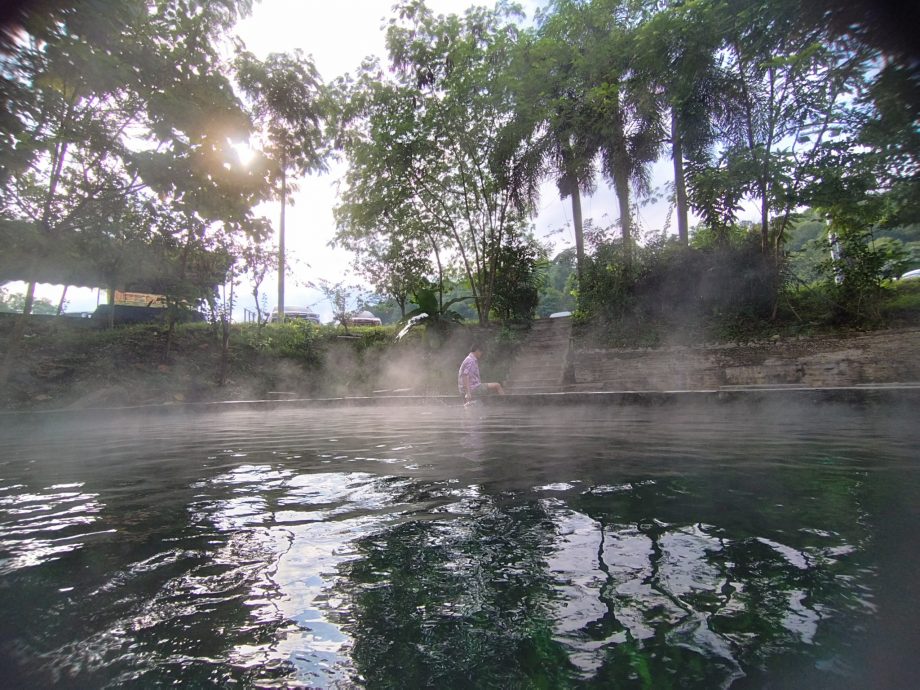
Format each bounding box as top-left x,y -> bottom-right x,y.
0,403 -> 915,687
0,482 -> 107,575
326,472 -> 877,688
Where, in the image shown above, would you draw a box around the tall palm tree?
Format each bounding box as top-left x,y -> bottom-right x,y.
633,1 -> 723,245
576,0 -> 664,253
495,26 -> 596,283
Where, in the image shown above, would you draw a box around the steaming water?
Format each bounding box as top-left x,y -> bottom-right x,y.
0,401 -> 917,688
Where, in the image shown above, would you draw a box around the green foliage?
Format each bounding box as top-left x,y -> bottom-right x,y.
0,0 -> 268,328
404,286 -> 468,335
579,235 -> 778,344
0,288 -> 57,315
235,50 -> 329,181
684,161 -> 747,241
342,325 -> 399,353
689,220 -> 759,251
878,280 -> 920,323
490,236 -> 546,324
258,320 -> 322,367
817,229 -> 884,323
536,249 -> 576,317
334,2 -> 532,325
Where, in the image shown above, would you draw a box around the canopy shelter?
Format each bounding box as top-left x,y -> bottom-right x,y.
0,220 -> 230,297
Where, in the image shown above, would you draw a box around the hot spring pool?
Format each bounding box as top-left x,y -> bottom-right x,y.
0,398 -> 917,688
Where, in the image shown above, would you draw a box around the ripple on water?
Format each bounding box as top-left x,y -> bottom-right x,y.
0,483 -> 106,575
0,402 -> 914,688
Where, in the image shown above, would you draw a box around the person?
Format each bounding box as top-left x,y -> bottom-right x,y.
457,343 -> 505,403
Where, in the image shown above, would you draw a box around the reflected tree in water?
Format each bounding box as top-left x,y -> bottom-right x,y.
329,465 -> 877,688
332,493 -> 574,687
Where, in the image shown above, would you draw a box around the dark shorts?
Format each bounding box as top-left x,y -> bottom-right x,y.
460,383 -> 487,400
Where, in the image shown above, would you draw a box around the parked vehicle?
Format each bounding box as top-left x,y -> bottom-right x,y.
898,268 -> 920,281
346,310 -> 382,326
269,307 -> 321,324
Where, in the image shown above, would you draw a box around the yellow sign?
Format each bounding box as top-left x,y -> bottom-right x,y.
114,291 -> 166,307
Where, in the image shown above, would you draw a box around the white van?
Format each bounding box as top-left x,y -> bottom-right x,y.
269,307 -> 321,324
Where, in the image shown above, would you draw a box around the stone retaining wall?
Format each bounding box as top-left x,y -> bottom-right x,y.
570,328 -> 920,390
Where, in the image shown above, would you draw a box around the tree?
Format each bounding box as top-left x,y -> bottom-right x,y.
534,0 -> 662,254
703,0 -> 872,256
490,235 -> 546,324
350,235 -> 429,320
588,1 -> 664,252
496,14 -> 596,283
0,286 -> 56,314
237,225 -> 277,329
632,0 -> 723,246
331,69 -> 450,314
313,279 -> 364,333
235,49 -> 329,321
336,1 -> 531,325
0,0 -> 267,376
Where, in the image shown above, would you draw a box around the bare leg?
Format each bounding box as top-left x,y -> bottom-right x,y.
486,382 -> 505,395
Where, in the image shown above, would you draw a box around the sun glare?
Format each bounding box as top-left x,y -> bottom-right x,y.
231,139 -> 256,167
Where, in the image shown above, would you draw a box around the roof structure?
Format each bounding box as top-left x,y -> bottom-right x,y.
0,221 -> 229,293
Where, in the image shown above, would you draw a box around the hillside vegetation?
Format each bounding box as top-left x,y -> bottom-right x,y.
2,281 -> 918,412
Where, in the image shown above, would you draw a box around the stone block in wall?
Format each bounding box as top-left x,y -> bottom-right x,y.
569,329 -> 920,390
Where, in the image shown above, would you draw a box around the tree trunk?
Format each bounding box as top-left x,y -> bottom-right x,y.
570,177 -> 585,285
56,285 -> 69,316
277,154 -> 287,322
164,230 -> 195,362
608,99 -> 633,254
759,179 -> 770,254
218,279 -> 233,387
613,168 -> 631,248
0,280 -> 37,385
106,286 -> 115,330
252,285 -> 262,331
671,109 -> 689,246
425,229 -> 445,316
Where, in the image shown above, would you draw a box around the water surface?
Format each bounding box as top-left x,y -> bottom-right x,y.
0,401 -> 917,688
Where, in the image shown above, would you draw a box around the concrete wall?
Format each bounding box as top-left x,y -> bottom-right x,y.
571,328 -> 920,390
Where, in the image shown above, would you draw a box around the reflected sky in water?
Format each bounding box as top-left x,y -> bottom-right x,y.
0,401 -> 917,688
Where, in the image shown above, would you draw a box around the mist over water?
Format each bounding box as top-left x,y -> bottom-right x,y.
0,401 -> 917,688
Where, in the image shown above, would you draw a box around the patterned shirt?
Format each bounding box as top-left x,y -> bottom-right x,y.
457,352 -> 481,395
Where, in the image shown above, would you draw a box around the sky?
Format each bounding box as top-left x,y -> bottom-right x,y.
17,0 -> 702,322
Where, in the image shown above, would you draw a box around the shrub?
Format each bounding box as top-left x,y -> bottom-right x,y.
577,234 -> 778,344
260,321 -> 322,367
